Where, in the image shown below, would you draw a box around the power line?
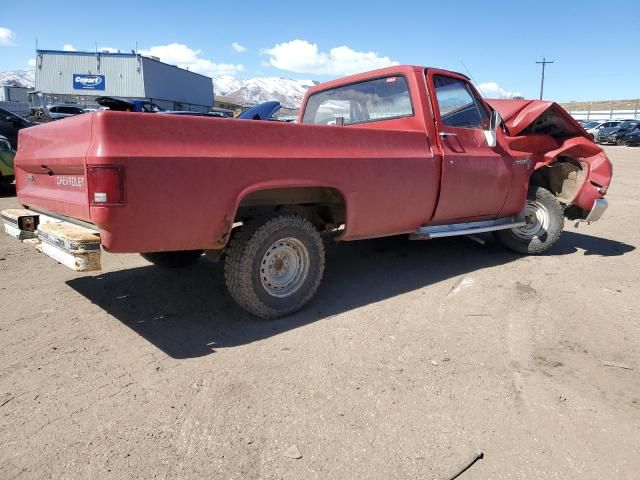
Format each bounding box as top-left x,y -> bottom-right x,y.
536,57 -> 554,100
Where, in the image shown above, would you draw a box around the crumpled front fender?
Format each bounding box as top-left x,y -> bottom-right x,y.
486,98 -> 613,215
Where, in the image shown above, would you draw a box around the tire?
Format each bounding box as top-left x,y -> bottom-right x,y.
496,186 -> 564,255
224,215 -> 325,319
141,250 -> 203,268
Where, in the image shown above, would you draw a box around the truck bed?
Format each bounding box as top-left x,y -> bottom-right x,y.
15,111 -> 440,252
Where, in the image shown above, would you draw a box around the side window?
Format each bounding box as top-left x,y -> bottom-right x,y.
433,75 -> 489,129
302,75 -> 413,125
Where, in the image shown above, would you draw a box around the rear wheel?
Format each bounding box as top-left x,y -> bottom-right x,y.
141,250 -> 203,268
224,215 -> 325,319
496,186 -> 564,255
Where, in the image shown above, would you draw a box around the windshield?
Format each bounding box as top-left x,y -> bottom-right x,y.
582,121 -> 599,128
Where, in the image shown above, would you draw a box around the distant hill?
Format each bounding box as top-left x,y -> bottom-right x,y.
560,99 -> 639,112
0,69 -> 316,109
0,70 -> 35,88
214,76 -> 318,109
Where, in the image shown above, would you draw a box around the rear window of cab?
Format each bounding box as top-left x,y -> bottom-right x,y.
302,75 -> 413,126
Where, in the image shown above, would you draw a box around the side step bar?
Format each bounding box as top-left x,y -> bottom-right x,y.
1,208 -> 101,271
410,215 -> 525,240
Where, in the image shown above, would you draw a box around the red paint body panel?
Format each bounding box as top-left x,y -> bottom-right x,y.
14,65 -> 612,254
16,113 -> 92,221
424,69 -> 515,222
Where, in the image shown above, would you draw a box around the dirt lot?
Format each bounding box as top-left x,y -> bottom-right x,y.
0,146 -> 638,479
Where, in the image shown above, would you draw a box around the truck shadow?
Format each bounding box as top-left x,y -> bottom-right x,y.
67,231 -> 634,359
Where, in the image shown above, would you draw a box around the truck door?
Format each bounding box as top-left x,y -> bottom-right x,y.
427,71 -> 512,222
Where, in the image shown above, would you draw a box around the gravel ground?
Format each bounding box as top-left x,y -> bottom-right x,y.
0,146 -> 638,479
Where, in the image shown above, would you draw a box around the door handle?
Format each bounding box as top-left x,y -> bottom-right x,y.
439,132 -> 457,138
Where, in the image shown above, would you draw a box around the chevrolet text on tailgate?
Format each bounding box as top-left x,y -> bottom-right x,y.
3,65 -> 613,318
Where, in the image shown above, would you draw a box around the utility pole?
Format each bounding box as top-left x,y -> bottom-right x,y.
536,57 -> 554,100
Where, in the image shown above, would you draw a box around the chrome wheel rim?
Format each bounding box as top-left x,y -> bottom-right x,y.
512,200 -> 550,240
260,237 -> 309,297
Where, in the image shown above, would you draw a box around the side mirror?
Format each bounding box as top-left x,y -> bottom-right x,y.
484,110 -> 503,148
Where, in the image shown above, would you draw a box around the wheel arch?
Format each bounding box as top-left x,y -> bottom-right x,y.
228,181 -> 349,238
529,155 -> 587,206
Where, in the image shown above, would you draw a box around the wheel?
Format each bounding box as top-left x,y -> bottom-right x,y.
495,186 -> 564,255
141,250 -> 203,268
224,215 -> 325,319
617,137 -> 627,146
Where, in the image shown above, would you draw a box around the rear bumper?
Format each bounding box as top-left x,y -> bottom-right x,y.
585,198 -> 608,222
1,208 -> 102,271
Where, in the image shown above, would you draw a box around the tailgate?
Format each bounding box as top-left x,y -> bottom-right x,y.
15,114 -> 93,222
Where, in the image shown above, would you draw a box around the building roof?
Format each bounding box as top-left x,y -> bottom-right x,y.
36,49 -> 213,80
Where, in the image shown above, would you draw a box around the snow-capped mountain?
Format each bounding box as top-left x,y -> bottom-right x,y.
0,68 -> 315,109
0,70 -> 35,88
214,76 -> 318,109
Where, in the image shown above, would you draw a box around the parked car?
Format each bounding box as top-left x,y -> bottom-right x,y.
47,105 -> 87,120
4,65 -> 612,319
160,110 -> 230,118
616,123 -> 640,145
598,120 -> 640,144
236,101 -> 282,120
625,128 -> 640,146
0,135 -> 16,186
210,107 -> 235,118
587,120 -> 621,141
96,97 -> 163,112
0,107 -> 38,150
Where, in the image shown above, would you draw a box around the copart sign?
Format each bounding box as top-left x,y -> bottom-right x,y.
73,74 -> 105,90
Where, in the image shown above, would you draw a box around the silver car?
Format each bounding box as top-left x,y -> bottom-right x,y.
46,105 -> 86,120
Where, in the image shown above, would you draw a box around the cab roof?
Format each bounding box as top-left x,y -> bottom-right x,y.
304,65 -> 469,97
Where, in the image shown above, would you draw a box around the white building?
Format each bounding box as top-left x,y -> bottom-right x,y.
34,49 -> 214,111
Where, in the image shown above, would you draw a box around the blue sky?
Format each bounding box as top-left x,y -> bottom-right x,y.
1,0 -> 638,102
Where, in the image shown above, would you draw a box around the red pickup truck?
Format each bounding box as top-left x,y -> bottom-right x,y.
5,65 -> 612,318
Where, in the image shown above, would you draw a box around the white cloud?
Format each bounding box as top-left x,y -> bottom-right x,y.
139,43 -> 244,77
63,44 -> 77,51
262,39 -> 399,76
27,58 -> 36,67
477,82 -> 521,99
0,27 -> 16,46
231,42 -> 247,53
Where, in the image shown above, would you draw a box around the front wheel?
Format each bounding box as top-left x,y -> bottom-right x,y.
496,186 -> 564,255
224,215 -> 325,319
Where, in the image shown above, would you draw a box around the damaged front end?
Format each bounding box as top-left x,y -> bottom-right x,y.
487,99 -> 613,222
